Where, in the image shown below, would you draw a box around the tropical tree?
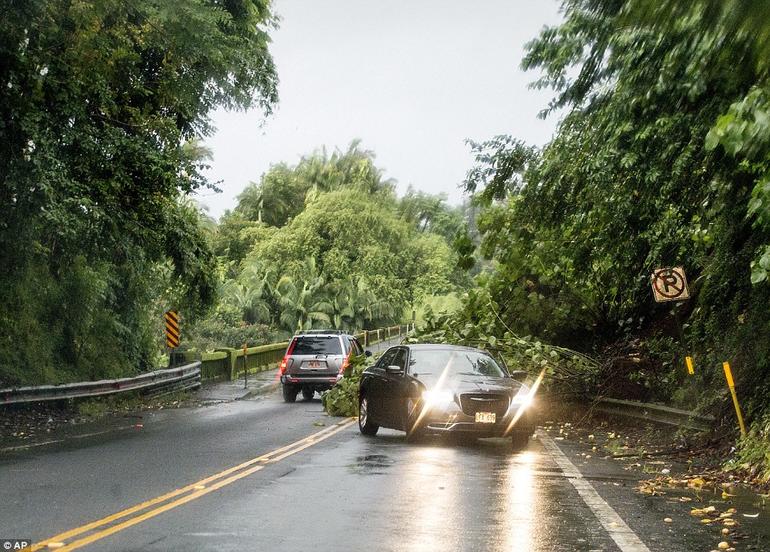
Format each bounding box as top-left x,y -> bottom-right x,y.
443,0 -> 770,420
274,258 -> 333,332
221,262 -> 274,325
326,278 -> 357,330
397,187 -> 466,242
0,0 -> 278,384
223,141 -> 396,236
198,141 -> 470,345
326,277 -> 399,330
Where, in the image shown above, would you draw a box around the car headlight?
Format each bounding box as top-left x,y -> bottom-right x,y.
422,389 -> 454,409
511,388 -> 533,409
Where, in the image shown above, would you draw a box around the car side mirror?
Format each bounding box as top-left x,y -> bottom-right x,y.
385,365 -> 403,375
364,350 -> 372,357
509,370 -> 528,381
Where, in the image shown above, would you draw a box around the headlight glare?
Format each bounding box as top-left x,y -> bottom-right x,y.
422,389 -> 454,409
511,389 -> 533,409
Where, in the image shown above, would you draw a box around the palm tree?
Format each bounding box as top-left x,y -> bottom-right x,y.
221,262 -> 275,324
327,277 -> 358,330
328,277 -> 398,330
350,278 -> 398,328
274,258 -> 333,332
221,280 -> 271,324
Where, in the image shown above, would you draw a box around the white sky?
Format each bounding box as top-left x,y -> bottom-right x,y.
199,0 -> 564,219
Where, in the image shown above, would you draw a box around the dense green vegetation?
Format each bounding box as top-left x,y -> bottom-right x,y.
0,0 -> 277,385
0,0 -> 467,385
418,0 -> 770,475
193,143 -> 469,347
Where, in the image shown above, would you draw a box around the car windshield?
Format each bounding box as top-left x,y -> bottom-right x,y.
292,336 -> 342,355
408,349 -> 506,384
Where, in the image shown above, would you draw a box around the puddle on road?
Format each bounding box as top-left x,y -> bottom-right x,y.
349,454 -> 395,475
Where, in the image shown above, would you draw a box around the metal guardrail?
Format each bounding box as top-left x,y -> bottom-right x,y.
0,362 -> 201,405
0,323 -> 418,403
593,397 -> 716,431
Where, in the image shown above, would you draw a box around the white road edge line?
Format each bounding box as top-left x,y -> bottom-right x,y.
539,430 -> 652,552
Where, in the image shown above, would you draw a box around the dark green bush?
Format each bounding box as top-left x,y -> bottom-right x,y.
322,355 -> 372,417
186,317 -> 288,351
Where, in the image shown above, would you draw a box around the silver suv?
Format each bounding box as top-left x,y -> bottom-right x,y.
279,330 -> 370,402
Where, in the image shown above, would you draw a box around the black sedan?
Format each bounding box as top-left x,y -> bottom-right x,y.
358,344 -> 536,448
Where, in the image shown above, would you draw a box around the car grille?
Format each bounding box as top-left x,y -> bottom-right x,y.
459,393 -> 509,417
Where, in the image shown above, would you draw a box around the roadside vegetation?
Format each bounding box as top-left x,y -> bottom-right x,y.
0,0 -> 278,385
0,2 -> 468,387
423,0 -> 770,479
322,354 -> 372,417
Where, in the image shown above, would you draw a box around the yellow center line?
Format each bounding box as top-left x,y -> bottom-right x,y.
31,432 -> 320,551
33,419 -> 355,551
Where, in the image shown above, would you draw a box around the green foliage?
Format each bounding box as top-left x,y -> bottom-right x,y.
322,355 -> 370,417
413,293 -> 462,324
452,226 -> 476,272
732,412 -> 770,483
445,0 -> 770,435
622,1 -> 770,76
397,187 -> 466,242
201,145 -> 468,338
0,0 -> 277,385
457,0 -> 769,345
186,319 -> 283,351
621,1 -> 770,290
238,188 -> 457,330
705,86 -> 770,284
218,142 -> 395,242
412,300 -> 601,398
463,136 -> 536,205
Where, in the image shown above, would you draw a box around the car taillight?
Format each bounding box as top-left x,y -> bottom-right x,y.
339,352 -> 352,375
279,338 -> 297,375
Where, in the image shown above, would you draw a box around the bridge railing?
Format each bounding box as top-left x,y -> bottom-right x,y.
178,323 -> 415,382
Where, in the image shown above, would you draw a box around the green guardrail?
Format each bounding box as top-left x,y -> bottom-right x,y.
178,324 -> 413,382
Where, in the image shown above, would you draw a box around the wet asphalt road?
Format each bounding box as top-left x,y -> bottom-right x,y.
1,388 -> 763,551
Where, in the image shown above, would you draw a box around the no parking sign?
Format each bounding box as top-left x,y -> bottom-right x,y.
651,267 -> 690,303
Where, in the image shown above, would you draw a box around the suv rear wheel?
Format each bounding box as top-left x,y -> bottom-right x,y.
282,384 -> 298,403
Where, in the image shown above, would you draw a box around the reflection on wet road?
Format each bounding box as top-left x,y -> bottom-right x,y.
38,418 -> 624,551
368,433 -> 618,552
397,444 -> 538,551
501,450 -> 535,550
6,393 -> 761,552
399,444 -> 462,552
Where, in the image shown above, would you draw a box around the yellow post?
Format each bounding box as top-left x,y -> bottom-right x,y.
722,362 -> 746,437
243,343 -> 248,388
685,356 -> 695,375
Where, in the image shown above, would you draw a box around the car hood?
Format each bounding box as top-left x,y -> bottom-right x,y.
417,375 -> 527,396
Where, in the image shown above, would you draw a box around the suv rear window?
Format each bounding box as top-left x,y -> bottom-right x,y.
291,336 -> 342,355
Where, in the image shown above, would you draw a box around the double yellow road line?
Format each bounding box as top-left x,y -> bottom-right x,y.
32,418 -> 356,551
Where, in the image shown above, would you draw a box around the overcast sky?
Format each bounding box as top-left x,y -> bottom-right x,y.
199,0 -> 564,219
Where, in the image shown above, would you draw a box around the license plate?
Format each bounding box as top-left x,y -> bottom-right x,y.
306,360 -> 322,369
475,412 -> 496,424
